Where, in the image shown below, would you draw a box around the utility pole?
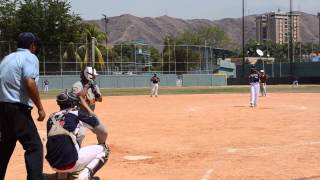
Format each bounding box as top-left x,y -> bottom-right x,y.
205,40 -> 209,74
168,37 -> 171,74
242,0 -> 245,78
311,38 -> 315,54
102,14 -> 109,74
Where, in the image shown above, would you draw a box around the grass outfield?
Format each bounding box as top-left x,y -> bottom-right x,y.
40,85 -> 320,99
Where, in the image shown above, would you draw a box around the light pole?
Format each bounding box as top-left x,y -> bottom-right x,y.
242,0 -> 245,78
102,14 -> 109,74
288,0 -> 294,76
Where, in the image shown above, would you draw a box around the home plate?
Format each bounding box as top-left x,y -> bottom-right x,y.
189,108 -> 196,112
300,106 -> 307,110
123,155 -> 153,161
226,148 -> 237,153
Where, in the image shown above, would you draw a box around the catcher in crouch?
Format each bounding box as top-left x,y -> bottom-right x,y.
45,90 -> 109,180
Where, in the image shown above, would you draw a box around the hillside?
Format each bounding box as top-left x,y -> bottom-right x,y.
86,12 -> 319,47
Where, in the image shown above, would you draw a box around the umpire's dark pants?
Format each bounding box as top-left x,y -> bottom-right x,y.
0,102 -> 43,180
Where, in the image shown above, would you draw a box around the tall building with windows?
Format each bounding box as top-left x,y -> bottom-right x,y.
256,11 -> 300,44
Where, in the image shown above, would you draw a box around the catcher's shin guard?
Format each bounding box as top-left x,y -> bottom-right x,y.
81,144 -> 110,179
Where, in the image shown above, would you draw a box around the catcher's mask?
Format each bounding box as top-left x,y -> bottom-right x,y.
83,66 -> 99,81
56,90 -> 80,110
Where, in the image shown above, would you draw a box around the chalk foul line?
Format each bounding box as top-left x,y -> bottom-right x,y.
226,141 -> 320,153
201,169 -> 213,180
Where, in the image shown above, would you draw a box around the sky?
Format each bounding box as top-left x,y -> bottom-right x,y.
70,0 -> 320,20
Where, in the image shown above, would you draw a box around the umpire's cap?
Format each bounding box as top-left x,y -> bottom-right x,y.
17,32 -> 41,49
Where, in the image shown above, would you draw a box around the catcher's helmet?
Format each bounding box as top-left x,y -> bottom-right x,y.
56,90 -> 79,109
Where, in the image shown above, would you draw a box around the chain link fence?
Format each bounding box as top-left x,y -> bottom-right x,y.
0,41 -> 319,77
0,41 -> 231,75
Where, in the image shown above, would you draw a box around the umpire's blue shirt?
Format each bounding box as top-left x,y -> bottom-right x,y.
0,48 -> 39,107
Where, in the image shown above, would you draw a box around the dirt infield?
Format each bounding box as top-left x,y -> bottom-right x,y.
5,93 -> 320,180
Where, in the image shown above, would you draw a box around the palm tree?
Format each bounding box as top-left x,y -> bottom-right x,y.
77,23 -> 107,70
63,42 -> 82,72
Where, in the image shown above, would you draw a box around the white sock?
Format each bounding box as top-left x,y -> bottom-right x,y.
78,168 -> 91,180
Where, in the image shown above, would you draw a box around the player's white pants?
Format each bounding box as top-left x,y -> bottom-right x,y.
151,83 -> 159,96
54,145 -> 106,173
250,82 -> 260,106
44,85 -> 49,92
260,83 -> 267,96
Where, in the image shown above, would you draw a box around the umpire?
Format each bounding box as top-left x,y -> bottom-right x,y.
0,32 -> 46,180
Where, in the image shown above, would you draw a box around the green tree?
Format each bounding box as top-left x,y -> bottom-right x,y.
62,42 -> 81,72
162,26 -> 231,73
197,26 -> 231,48
77,23 -> 107,70
244,39 -> 260,57
110,43 -> 135,72
0,0 -> 84,73
0,0 -> 18,41
149,47 -> 161,71
15,0 -> 82,43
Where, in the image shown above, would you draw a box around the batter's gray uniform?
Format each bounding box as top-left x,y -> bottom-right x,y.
72,81 -> 102,144
72,81 -> 101,111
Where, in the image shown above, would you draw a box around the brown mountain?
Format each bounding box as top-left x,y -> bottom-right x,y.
87,12 -> 319,47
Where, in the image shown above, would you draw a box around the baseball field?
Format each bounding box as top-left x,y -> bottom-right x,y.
4,85 -> 320,180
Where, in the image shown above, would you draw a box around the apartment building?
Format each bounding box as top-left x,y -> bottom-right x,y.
256,11 -> 300,44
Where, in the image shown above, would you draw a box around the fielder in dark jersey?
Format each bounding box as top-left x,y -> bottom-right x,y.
150,74 -> 160,97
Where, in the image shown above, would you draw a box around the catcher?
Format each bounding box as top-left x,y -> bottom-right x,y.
45,90 -> 109,180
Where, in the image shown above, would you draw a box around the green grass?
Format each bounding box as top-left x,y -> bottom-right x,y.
40,85 -> 320,99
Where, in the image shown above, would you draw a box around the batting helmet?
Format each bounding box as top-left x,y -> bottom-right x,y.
83,66 -> 99,81
56,90 -> 80,110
